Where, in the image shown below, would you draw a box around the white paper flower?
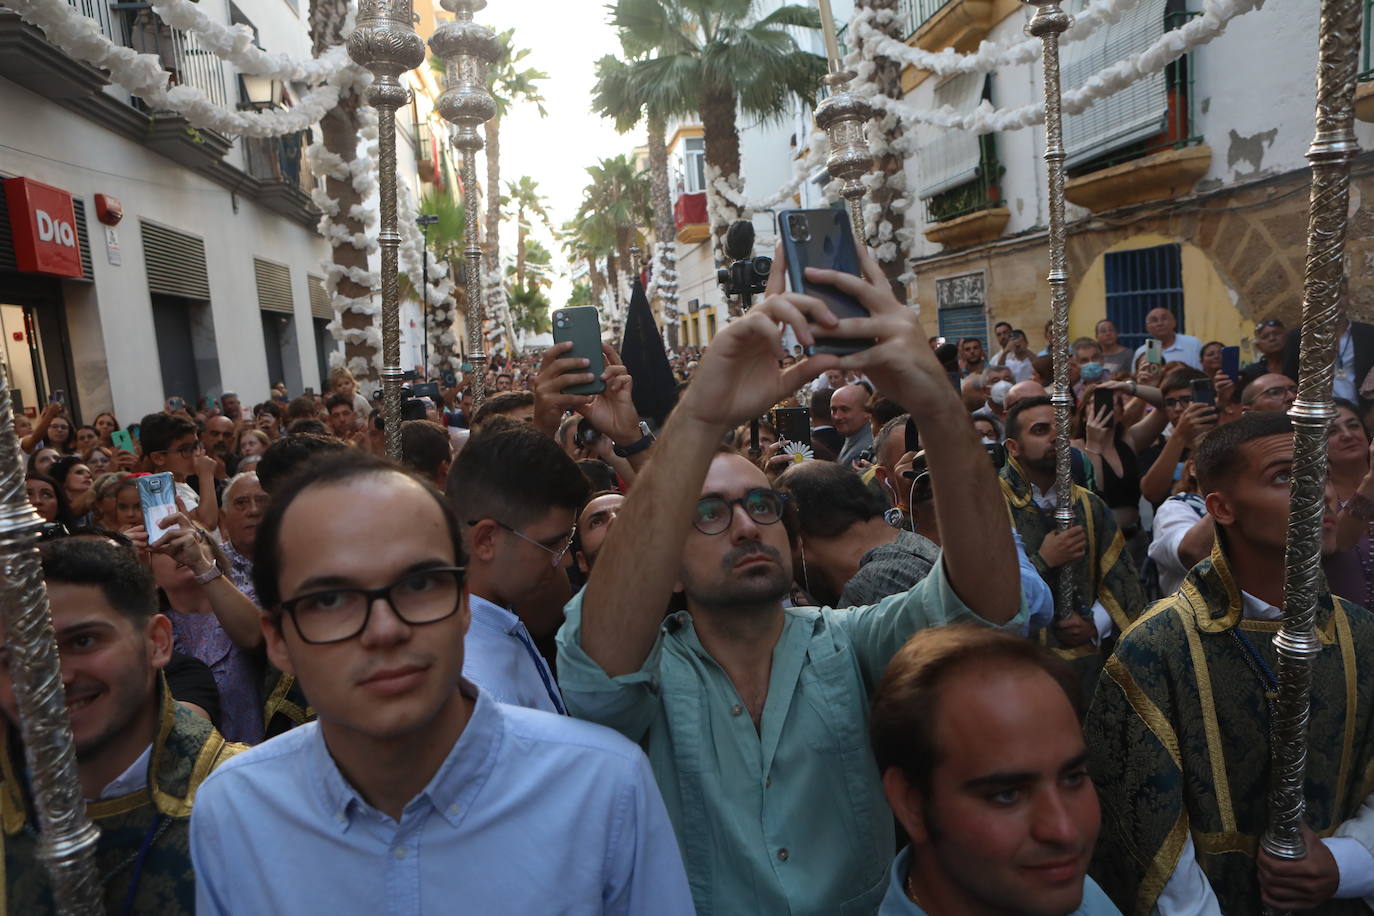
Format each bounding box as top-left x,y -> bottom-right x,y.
782,442 -> 815,464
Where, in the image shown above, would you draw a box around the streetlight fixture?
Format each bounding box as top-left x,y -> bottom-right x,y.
239,74 -> 282,110
417,213 -> 439,378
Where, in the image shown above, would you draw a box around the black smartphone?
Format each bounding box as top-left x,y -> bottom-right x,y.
773,407 -> 811,447
1221,346 -> 1241,384
1093,386 -> 1116,422
1191,377 -> 1216,407
778,208 -> 873,355
403,370 -> 419,382
552,306 -> 607,395
412,381 -> 440,400
440,369 -> 458,389
400,398 -> 428,421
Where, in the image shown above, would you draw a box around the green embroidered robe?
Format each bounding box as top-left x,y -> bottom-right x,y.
1000,457 -> 1145,693
1086,540 -> 1374,915
0,682 -> 245,914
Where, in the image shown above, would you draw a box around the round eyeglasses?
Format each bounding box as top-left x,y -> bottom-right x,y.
279,566 -> 466,645
693,488 -> 788,536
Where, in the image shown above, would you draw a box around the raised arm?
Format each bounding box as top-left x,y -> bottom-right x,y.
804,251 -> 1021,624
580,280 -> 842,677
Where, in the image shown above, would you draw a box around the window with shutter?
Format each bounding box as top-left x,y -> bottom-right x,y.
1061,0 -> 1171,169
918,72 -> 989,199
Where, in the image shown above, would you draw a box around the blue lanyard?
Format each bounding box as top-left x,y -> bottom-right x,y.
512,624 -> 567,715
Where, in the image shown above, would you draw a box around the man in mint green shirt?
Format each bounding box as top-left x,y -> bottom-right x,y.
558,251 -> 1026,915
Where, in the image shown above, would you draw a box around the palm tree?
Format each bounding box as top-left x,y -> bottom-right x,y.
505,237 -> 555,336
573,155 -> 652,313
409,188 -> 466,367
504,176 -> 552,289
607,0 -> 825,253
854,0 -> 909,291
567,281 -> 595,308
484,33 -> 548,328
562,221 -> 613,311
592,55 -> 678,326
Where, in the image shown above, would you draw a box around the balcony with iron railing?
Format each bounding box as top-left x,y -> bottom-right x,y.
922,134 -> 1011,249
1063,10 -> 1212,213
894,0 -> 994,93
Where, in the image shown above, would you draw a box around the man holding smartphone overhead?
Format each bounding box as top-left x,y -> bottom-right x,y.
558,242 -> 1026,916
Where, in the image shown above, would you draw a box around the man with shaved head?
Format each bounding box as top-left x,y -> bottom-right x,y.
1133,307 -> 1202,370
832,383 -> 875,466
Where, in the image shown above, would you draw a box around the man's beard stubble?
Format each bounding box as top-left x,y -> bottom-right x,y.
682,541 -> 792,613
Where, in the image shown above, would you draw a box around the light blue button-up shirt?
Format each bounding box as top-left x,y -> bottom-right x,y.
557,559 -> 1028,916
462,594 -> 566,713
878,847 -> 1121,914
190,685 -> 694,915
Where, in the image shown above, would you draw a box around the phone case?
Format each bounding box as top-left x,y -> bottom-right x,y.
777,209 -> 872,355
552,307 -> 606,395
111,429 -> 134,453
1221,346 -> 1241,383
1146,340 -> 1164,364
137,472 -> 178,546
773,407 -> 811,446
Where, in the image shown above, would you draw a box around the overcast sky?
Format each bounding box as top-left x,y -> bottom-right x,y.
478,0 -> 637,304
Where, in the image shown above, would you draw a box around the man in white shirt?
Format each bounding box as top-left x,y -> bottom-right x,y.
1133,308 -> 1203,370
1088,411 -> 1374,914
446,420 -> 587,713
1000,329 -> 1035,382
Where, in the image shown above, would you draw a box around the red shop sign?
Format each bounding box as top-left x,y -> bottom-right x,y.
4,178 -> 83,278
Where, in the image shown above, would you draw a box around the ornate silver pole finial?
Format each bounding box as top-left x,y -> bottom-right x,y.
814,0 -> 873,240
0,360 -> 102,913
348,0 -> 426,459
430,0 -> 499,410
1262,0 -> 1363,881
1021,0 -> 1076,621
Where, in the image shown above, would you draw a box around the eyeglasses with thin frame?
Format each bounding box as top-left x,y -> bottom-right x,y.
1163,396 -> 1194,409
485,520 -> 577,567
1262,385 -> 1298,401
279,566 -> 466,645
693,488 -> 789,536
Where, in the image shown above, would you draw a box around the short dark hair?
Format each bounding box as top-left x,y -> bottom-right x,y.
286,396 -> 318,421
446,422 -> 589,530
252,451 -> 463,612
809,388 -> 834,423
1161,366 -> 1206,395
866,395 -> 905,428
138,413 -> 197,456
777,461 -> 888,538
1194,410 -> 1293,494
40,537 -> 157,622
960,337 -> 982,348
470,391 -> 534,429
47,456 -> 87,491
325,394 -> 353,412
577,459 -> 619,493
253,401 -> 284,421
1004,395 -> 1054,441
870,624 -> 1078,797
401,420 -> 451,478
994,321 -> 1012,332
256,433 -> 349,494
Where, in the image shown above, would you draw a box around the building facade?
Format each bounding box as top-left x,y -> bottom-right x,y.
0,0 -> 461,426
896,0 -> 1374,359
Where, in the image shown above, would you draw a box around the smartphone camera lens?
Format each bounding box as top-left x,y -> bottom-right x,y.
786,214 -> 810,243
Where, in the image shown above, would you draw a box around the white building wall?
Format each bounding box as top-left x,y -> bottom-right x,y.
900,0 -> 1370,267
0,74 -> 330,421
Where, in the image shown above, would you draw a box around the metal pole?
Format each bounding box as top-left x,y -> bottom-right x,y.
431,0 -> 498,411
814,0 -> 873,241
0,360 -> 102,914
419,220 -> 430,379
1262,0 -> 1362,883
348,0 -> 425,460
1023,0 -> 1076,621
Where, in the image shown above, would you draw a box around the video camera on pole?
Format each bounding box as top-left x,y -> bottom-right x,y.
716,219 -> 772,310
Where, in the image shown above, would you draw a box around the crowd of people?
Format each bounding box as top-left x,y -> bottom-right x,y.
5,249 -> 1374,915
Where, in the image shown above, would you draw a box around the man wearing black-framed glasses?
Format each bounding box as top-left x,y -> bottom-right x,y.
188,451 -> 692,914
559,247 -> 1027,915
446,420 -> 589,713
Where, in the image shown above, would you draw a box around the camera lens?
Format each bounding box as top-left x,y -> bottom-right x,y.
787,214 -> 810,243
751,256 -> 772,279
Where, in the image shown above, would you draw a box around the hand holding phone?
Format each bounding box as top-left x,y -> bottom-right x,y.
778,209 -> 872,355
137,473 -> 178,546
1190,377 -> 1216,407
1145,340 -> 1164,366
551,307 -> 606,395
1093,386 -> 1117,423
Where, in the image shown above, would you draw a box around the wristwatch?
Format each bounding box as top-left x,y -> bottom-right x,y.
613,421 -> 656,458
193,562 -> 223,586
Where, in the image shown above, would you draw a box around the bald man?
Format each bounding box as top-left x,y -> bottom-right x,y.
1241,373 -> 1298,414
1004,380 -> 1048,412
833,384 -> 875,466
1133,307 -> 1202,370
